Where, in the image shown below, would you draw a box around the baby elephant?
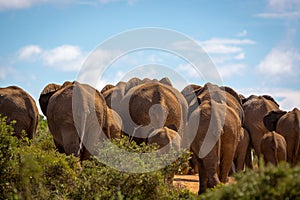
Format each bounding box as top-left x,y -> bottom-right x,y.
260,131 -> 287,165
147,126 -> 181,153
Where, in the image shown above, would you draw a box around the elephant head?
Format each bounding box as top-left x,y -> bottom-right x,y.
39,81 -> 73,116
263,110 -> 287,132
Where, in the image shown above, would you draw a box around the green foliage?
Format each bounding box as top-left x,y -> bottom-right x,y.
0,116 -> 194,199
199,161 -> 300,200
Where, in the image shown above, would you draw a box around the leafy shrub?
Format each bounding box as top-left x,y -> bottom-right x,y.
0,116 -> 194,199
199,161 -> 300,200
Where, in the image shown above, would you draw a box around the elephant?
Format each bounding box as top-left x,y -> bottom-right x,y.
102,81 -> 126,109
102,77 -> 173,110
187,83 -> 243,194
117,80 -> 188,145
147,126 -> 181,154
39,81 -> 122,160
100,84 -> 115,94
260,131 -> 286,165
263,108 -> 300,166
242,95 -> 280,157
0,86 -> 39,139
233,127 -> 251,172
181,84 -> 202,110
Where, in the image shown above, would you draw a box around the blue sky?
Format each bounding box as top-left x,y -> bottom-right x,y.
0,0 -> 299,111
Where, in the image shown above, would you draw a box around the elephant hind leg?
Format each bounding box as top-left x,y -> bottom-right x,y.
54,140 -> 65,154
60,127 -> 81,157
219,143 -> 236,183
198,159 -> 208,195
202,149 -> 220,189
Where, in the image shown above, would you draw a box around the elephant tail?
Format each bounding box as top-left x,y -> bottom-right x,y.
293,111 -> 300,165
272,131 -> 279,165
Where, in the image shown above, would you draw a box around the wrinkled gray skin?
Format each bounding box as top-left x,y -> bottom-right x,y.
260,131 -> 286,165
264,108 -> 300,166
242,95 -> 280,157
0,86 -> 39,139
39,81 -> 122,160
187,83 -> 243,194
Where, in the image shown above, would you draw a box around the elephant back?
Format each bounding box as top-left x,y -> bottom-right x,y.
119,82 -> 187,141
0,86 -> 39,139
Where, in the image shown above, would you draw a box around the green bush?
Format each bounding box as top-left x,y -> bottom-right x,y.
0,116 -> 194,200
199,161 -> 300,200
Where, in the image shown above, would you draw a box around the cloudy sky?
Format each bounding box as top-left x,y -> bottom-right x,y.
0,0 -> 299,111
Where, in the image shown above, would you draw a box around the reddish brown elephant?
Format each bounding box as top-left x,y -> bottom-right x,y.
39,81 -> 122,160
187,83 -> 243,194
260,131 -> 286,165
117,80 -> 188,144
264,108 -> 300,166
234,127 -> 251,172
0,86 -> 39,139
242,95 -> 280,157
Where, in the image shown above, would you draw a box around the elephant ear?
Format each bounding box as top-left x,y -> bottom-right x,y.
263,95 -> 280,107
263,110 -> 287,132
101,84 -> 115,93
159,77 -> 173,87
221,86 -> 242,105
39,83 -> 61,116
166,124 -> 178,132
124,77 -> 142,94
239,94 -> 246,104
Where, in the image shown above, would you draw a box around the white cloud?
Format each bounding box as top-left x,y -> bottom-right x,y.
217,64 -> 246,78
0,0 -> 136,11
196,37 -> 254,79
17,44 -> 85,71
234,53 -> 245,60
257,0 -> 300,19
268,0 -> 300,12
18,45 -> 42,60
256,11 -> 300,19
0,0 -> 73,11
199,38 -> 255,54
257,46 -> 300,76
42,45 -> 82,68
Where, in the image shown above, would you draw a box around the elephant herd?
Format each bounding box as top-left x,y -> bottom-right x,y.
1,77 -> 300,195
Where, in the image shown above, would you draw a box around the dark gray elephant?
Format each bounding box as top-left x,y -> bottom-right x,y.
39,81 -> 122,160
260,131 -> 286,165
0,86 -> 39,139
264,108 -> 300,166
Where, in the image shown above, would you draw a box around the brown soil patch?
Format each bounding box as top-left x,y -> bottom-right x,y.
173,174 -> 236,194
173,174 -> 199,194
